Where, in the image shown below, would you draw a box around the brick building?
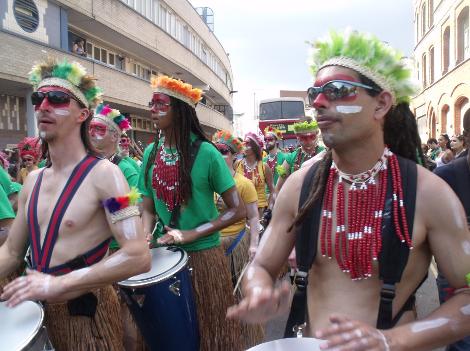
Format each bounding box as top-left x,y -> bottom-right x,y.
0,0 -> 234,149
411,0 -> 470,141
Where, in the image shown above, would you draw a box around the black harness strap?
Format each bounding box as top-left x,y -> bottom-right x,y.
284,156 -> 417,337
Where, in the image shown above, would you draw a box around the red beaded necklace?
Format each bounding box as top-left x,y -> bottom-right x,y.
320,148 -> 413,280
152,142 -> 182,211
266,152 -> 278,173
243,159 -> 262,186
294,147 -> 317,171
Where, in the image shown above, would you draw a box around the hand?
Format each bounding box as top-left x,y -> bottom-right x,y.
1,269 -> 65,307
316,314 -> 391,351
288,248 -> 297,269
226,279 -> 291,324
248,245 -> 257,260
157,226 -> 197,245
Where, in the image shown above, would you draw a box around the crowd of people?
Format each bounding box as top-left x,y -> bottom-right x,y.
0,28 -> 469,351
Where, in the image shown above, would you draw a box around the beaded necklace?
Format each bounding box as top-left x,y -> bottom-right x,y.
152,140 -> 182,211
293,147 -> 317,171
243,159 -> 262,186
266,152 -> 278,173
320,147 -> 413,280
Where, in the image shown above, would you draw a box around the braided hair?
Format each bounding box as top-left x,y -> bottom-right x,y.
144,97 -> 211,204
291,73 -> 423,229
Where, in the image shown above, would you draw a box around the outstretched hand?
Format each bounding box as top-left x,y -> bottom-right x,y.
1,269 -> 65,307
316,314 -> 391,351
226,279 -> 291,324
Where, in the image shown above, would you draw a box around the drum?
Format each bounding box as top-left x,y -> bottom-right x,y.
247,338 -> 323,351
118,246 -> 199,351
0,300 -> 54,350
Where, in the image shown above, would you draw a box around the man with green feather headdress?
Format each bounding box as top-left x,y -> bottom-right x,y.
0,58 -> 150,351
228,30 -> 470,350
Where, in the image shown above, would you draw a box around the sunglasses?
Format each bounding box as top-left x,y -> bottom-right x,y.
31,91 -> 72,106
265,137 -> 275,142
307,80 -> 379,104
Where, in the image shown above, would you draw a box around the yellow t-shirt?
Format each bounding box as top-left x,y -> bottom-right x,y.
216,173 -> 258,237
235,160 -> 267,208
19,166 -> 38,184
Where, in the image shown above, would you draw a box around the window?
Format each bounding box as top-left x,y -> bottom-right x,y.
13,0 -> 39,33
94,47 -> 101,61
429,46 -> 434,84
443,27 -> 450,73
101,49 -> 107,64
457,7 -> 469,63
421,3 -> 427,36
429,0 -> 433,26
109,53 -> 115,66
86,42 -> 93,58
422,53 -> 427,87
116,55 -> 125,70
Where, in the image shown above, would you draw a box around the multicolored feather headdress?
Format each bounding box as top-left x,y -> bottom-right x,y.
212,130 -> 243,153
307,29 -> 417,105
18,137 -> 41,160
263,126 -> 283,140
94,104 -> 131,133
150,75 -> 203,107
29,58 -> 103,108
293,120 -> 319,134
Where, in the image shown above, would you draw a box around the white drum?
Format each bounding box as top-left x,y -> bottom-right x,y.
247,338 -> 323,351
0,301 -> 54,350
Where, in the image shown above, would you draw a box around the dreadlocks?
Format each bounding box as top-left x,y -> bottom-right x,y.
291,72 -> 424,230
144,97 -> 211,204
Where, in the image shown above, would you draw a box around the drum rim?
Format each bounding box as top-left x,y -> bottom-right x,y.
118,246 -> 188,287
2,300 -> 45,351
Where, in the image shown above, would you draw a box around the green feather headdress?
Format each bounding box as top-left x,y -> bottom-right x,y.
29,57 -> 103,108
307,29 -> 417,104
293,120 -> 319,134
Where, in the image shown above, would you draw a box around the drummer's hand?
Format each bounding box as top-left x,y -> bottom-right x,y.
1,269 -> 65,307
248,245 -> 257,260
157,226 -> 198,245
226,279 -> 291,324
316,314 -> 391,351
288,248 -> 297,269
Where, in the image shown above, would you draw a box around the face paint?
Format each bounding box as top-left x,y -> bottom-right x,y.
104,252 -> 130,268
52,108 -> 70,116
336,105 -> 363,114
410,318 -> 449,333
42,275 -> 51,294
460,304 -> 470,316
221,209 -> 236,221
157,111 -> 168,117
231,191 -> 240,207
39,131 -> 46,139
69,267 -> 92,280
112,171 -> 126,193
122,218 -> 137,239
195,223 -> 214,233
462,241 -> 470,255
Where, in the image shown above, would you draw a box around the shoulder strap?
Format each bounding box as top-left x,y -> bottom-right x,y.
169,139 -> 203,227
376,156 -> 417,329
284,162 -> 323,337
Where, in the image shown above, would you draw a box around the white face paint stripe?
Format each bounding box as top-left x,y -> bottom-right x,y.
336,105 -> 363,114
121,218 -> 137,239
231,191 -> 240,207
157,111 -> 168,117
69,267 -> 92,280
52,108 -> 71,116
462,241 -> 470,255
221,209 -> 236,221
410,318 -> 449,332
461,304 -> 470,316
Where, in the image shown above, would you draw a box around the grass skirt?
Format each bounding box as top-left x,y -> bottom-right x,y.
220,228 -> 251,291
44,285 -> 123,351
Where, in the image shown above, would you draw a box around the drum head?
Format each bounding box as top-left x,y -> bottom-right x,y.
247,338 -> 323,351
0,301 -> 44,351
119,246 -> 188,287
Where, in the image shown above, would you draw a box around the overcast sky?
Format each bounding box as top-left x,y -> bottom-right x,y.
189,0 -> 415,133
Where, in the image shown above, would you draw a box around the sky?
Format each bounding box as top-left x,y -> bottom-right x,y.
189,0 -> 415,135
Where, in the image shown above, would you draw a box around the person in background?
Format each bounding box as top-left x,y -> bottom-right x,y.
451,134 -> 467,159
263,126 -> 287,188
17,137 -> 41,184
72,39 -> 87,57
435,133 -> 454,167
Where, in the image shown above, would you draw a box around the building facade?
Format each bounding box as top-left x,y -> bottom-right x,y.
411,0 -> 470,142
0,0 -> 234,149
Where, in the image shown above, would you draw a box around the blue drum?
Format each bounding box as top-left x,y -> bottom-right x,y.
118,246 -> 199,351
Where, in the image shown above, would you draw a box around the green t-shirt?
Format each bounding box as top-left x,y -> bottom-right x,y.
109,158 -> 140,250
138,137 -> 235,252
125,156 -> 141,174
38,159 -> 47,168
0,167 -> 15,220
263,151 -> 287,186
286,146 -> 325,174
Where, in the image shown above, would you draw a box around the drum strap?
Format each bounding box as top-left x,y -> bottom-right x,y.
27,155 -> 101,272
284,156 -> 417,337
168,138 -> 202,228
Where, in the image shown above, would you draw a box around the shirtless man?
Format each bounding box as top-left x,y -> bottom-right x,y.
0,58 -> 150,350
228,30 -> 470,350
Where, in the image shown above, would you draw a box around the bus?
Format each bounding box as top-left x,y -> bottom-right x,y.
258,97 -> 306,149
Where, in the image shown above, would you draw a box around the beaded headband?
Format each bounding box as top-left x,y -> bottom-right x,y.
307,29 -> 417,105
245,131 -> 265,150
18,137 -> 41,160
94,104 -> 131,133
293,120 -> 319,134
151,76 -> 203,107
264,126 -> 283,140
29,58 -> 103,108
212,130 -> 243,153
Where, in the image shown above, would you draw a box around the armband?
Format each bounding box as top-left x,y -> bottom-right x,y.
442,273 -> 470,300
103,187 -> 141,223
276,165 -> 287,179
